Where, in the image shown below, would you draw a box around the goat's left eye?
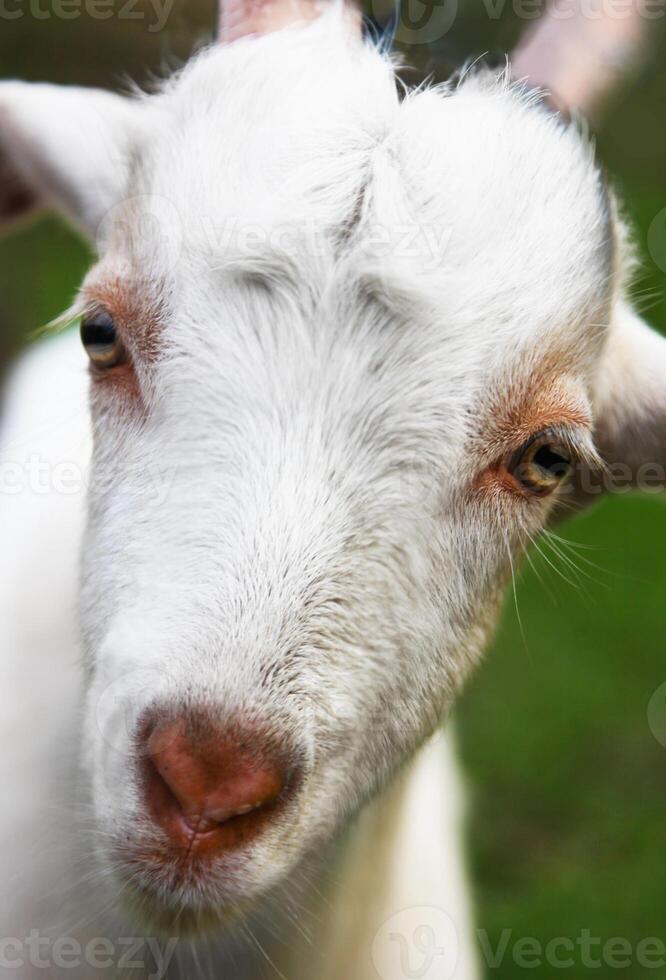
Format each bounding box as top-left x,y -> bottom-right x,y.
508,432 -> 573,496
80,312 -> 126,370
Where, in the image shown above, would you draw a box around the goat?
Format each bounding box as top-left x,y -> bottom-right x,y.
0,2 -> 664,977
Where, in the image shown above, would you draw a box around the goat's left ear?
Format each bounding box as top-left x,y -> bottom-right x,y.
592,303 -> 666,489
0,82 -> 139,241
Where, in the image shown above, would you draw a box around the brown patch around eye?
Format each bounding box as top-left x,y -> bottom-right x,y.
90,359 -> 143,406
79,267 -> 167,409
81,267 -> 166,366
486,378 -> 591,460
471,364 -> 598,501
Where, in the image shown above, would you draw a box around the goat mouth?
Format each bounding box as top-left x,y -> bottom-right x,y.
145,789 -> 286,858
108,814 -> 290,937
121,880 -> 244,938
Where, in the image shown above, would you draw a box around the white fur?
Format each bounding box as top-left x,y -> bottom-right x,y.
0,13 -> 664,979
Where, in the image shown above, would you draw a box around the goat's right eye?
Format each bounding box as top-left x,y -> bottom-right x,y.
80,312 -> 126,370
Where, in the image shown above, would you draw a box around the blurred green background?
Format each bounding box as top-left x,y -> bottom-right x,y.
1,5 -> 665,977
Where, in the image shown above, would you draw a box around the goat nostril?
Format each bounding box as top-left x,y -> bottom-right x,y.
139,713 -> 289,854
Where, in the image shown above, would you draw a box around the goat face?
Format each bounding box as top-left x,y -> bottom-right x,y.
1,14 -> 662,935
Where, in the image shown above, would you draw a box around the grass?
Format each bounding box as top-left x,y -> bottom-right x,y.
458,494 -> 666,977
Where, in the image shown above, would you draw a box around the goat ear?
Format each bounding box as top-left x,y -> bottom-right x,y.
592,303 -> 666,490
0,82 -> 139,241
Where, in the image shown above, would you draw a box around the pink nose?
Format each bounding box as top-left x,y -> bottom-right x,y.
140,712 -> 288,855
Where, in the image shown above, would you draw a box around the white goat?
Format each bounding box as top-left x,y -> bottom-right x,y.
0,5 -> 664,979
